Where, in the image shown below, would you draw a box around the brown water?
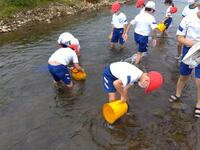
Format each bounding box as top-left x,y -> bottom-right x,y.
0,0 -> 200,149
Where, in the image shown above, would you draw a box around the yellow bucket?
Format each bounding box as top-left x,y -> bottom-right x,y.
70,67 -> 86,81
157,22 -> 166,32
102,100 -> 128,124
108,32 -> 113,40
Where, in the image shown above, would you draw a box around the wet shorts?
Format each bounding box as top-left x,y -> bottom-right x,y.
134,32 -> 149,52
103,65 -> 118,93
111,28 -> 125,45
180,46 -> 200,78
48,64 -> 71,84
164,17 -> 172,30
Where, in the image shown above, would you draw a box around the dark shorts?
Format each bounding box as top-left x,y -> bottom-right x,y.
180,46 -> 200,78
103,65 -> 118,93
111,28 -> 125,45
134,32 -> 149,52
164,17 -> 172,30
48,64 -> 71,84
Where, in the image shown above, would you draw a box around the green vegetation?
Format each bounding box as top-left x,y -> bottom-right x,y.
0,0 -> 101,19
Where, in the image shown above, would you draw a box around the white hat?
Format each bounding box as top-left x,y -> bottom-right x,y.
57,32 -> 75,45
145,1 -> 156,10
187,0 -> 195,4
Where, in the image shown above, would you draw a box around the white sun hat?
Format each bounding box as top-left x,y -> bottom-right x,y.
145,1 -> 156,10
57,32 -> 75,46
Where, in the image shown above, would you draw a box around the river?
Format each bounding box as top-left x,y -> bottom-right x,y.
0,0 -> 200,149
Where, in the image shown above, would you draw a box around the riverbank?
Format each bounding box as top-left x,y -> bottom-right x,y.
0,0 -> 129,33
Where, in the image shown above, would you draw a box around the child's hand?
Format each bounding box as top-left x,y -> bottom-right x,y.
123,34 -> 128,41
121,95 -> 128,102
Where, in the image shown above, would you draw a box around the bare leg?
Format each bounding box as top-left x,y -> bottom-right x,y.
53,80 -> 62,87
110,43 -> 115,49
176,42 -> 182,59
134,52 -> 142,65
175,75 -> 190,97
108,92 -> 116,102
66,81 -> 73,88
195,78 -> 200,108
120,44 -> 125,49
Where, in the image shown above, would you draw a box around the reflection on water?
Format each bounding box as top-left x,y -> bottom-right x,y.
0,0 -> 200,149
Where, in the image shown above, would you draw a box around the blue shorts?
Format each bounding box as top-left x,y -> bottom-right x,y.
180,46 -> 200,78
164,17 -> 172,30
134,32 -> 149,52
48,64 -> 71,84
103,65 -> 118,93
111,28 -> 125,45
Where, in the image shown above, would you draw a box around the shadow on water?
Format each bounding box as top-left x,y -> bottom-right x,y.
0,0 -> 200,149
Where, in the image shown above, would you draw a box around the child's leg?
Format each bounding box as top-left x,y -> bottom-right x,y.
134,52 -> 142,65
176,42 -> 182,59
119,28 -> 125,49
110,42 -> 115,49
110,28 -> 119,49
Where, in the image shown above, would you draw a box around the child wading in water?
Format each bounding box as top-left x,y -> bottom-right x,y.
48,32 -> 84,88
124,1 -> 158,65
169,0 -> 200,118
102,62 -> 163,113
110,2 -> 128,49
162,0 -> 176,37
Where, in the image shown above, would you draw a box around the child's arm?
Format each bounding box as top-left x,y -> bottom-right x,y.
113,79 -> 129,102
123,24 -> 127,34
111,24 -> 114,33
123,23 -> 132,41
177,35 -> 197,47
163,15 -> 170,23
74,63 -> 84,72
151,28 -> 157,47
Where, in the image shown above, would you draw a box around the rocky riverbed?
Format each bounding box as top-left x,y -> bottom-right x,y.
0,0 -> 130,33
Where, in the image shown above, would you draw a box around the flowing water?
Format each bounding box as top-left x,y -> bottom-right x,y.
0,0 -> 200,149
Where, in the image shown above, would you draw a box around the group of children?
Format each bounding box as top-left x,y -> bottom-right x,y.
110,0 -> 176,64
48,0 -> 200,119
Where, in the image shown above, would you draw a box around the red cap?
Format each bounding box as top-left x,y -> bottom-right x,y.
135,0 -> 145,8
170,6 -> 177,14
145,71 -> 163,94
68,44 -> 79,53
111,2 -> 121,13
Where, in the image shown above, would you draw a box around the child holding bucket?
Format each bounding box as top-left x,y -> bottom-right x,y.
161,0 -> 177,37
123,1 -> 158,65
110,2 -> 128,49
48,32 -> 84,88
169,1 -> 200,118
102,62 -> 163,124
103,62 -> 163,103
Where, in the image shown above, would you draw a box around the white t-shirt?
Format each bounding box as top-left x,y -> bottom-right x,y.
110,62 -> 143,87
182,5 -> 199,17
177,13 -> 200,42
140,7 -> 145,14
112,12 -> 128,29
48,47 -> 79,65
130,12 -> 157,36
166,6 -> 172,17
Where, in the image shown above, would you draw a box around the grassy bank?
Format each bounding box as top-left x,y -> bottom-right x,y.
0,0 -> 101,18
